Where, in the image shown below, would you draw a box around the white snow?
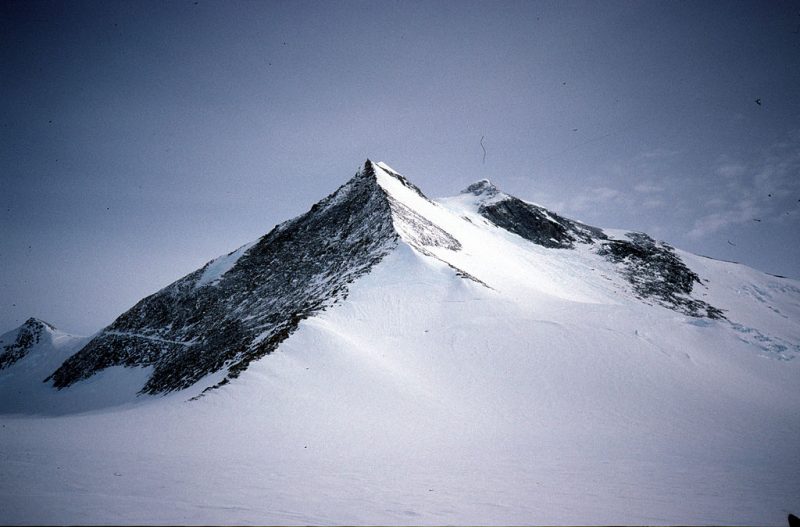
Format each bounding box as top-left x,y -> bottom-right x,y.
2,165 -> 799,525
0,326 -> 158,416
195,239 -> 259,288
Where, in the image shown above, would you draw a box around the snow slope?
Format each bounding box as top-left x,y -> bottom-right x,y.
0,319 -> 156,415
1,161 -> 798,525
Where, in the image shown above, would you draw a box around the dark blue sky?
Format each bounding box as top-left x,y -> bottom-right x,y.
2,0 -> 799,334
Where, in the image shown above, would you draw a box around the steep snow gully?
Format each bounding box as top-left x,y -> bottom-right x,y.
1,160 -> 799,525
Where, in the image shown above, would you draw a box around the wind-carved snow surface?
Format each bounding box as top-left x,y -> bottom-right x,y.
2,160 -> 799,525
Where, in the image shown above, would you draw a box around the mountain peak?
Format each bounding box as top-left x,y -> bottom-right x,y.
361,158 -> 377,176
22,317 -> 56,332
49,159 -> 464,394
45,159 -> 736,396
50,164 -> 403,394
372,161 -> 428,199
1,317 -> 57,370
462,179 -> 500,198
351,160 -> 422,195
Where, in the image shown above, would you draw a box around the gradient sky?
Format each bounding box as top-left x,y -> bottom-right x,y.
2,0 -> 799,335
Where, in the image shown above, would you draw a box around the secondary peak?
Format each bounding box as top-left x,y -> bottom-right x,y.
462,179 -> 499,197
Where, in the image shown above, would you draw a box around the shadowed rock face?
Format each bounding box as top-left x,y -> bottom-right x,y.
0,318 -> 55,370
48,162 -> 404,394
597,233 -> 725,319
477,195 -> 606,249
469,185 -> 721,319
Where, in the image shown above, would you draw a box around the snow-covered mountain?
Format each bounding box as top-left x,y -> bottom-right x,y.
0,318 -> 152,415
2,160 -> 799,524
40,160 -> 790,397
0,318 -> 60,370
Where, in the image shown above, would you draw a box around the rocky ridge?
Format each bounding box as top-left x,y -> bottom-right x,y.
463,181 -> 723,318
0,318 -> 56,370
46,161 -> 725,394
47,161 -> 461,394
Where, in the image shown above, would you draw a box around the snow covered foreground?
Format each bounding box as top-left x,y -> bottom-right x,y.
2,162 -> 799,525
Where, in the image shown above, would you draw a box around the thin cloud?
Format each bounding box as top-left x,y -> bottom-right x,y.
641,198 -> 665,209
633,182 -> 664,194
688,198 -> 761,239
688,133 -> 800,239
569,186 -> 624,212
705,197 -> 728,208
716,163 -> 747,178
636,148 -> 680,160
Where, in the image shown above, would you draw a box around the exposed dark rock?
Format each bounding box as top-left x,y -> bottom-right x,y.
48,161 -> 404,394
464,182 -> 721,319
0,318 -> 55,369
48,161 -> 471,394
46,163 -> 727,395
463,179 -> 500,198
486,205 -> 727,317
598,232 -> 725,319
477,195 -> 606,249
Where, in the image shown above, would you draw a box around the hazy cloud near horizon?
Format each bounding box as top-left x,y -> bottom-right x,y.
2,0 -> 799,334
